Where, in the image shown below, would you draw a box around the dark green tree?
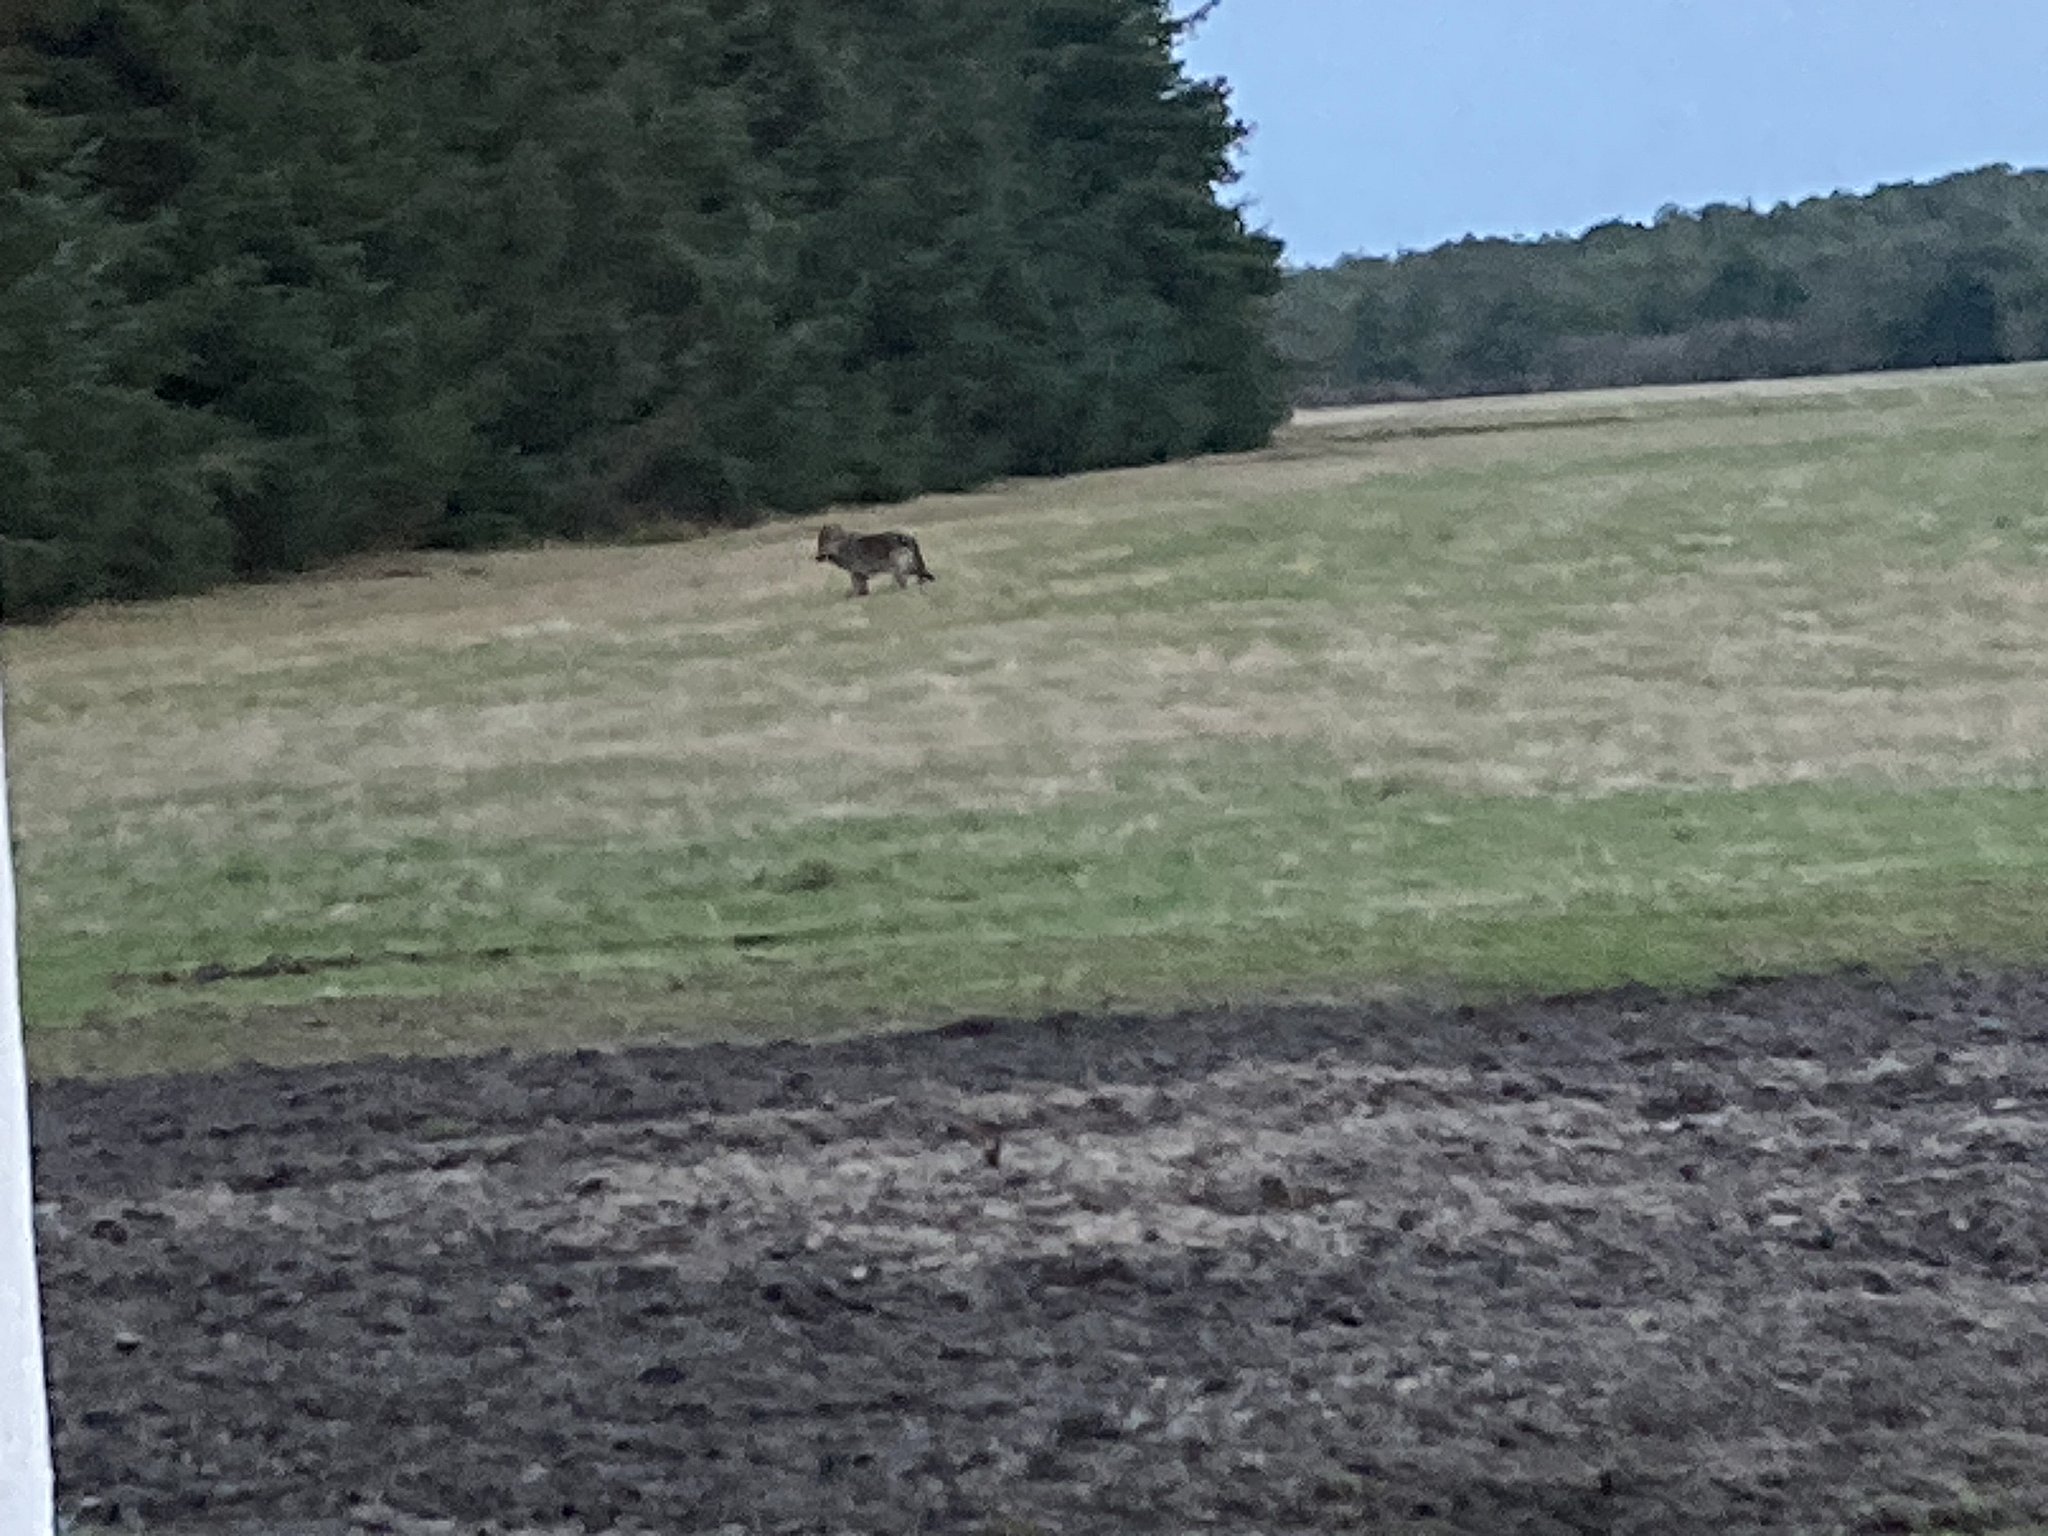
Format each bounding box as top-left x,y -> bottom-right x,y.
0,36 -> 232,618
1890,264 -> 2005,369
1277,164 -> 2048,404
3,0 -> 1287,619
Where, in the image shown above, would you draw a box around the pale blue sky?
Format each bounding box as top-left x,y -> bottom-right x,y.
1177,1 -> 2048,267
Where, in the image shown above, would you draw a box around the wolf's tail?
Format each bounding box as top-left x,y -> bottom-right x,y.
910,538 -> 936,581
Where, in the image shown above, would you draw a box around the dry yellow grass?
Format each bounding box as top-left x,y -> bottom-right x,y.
14,367 -> 2048,821
10,360 -> 2048,1072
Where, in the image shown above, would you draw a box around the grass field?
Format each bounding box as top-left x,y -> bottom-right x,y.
11,361 -> 2048,1076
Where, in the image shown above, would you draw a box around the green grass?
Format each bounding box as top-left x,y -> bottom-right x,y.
12,362 -> 2048,1075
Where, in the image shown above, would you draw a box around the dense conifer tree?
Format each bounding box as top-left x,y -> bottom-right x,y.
0,0 -> 1284,618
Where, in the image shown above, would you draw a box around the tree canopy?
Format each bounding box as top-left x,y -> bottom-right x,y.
0,0 -> 1284,618
1276,165 -> 2048,405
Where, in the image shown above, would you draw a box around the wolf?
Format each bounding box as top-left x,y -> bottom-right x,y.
814,523 -> 937,597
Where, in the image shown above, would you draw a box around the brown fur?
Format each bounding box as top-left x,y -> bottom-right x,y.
814,524 -> 937,597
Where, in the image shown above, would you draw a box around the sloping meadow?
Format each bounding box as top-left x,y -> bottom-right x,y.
11,363 -> 2048,1073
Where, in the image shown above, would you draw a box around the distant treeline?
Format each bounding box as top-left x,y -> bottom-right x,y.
1276,165 -> 2048,405
0,0 -> 1284,619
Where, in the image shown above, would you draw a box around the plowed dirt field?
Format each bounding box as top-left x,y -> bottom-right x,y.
33,968 -> 2048,1534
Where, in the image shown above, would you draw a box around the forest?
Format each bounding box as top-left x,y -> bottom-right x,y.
11,0 -> 2047,625
1275,164 -> 2048,404
0,0 -> 1285,618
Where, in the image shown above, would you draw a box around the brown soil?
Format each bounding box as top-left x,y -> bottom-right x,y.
31,967 -> 2048,1535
